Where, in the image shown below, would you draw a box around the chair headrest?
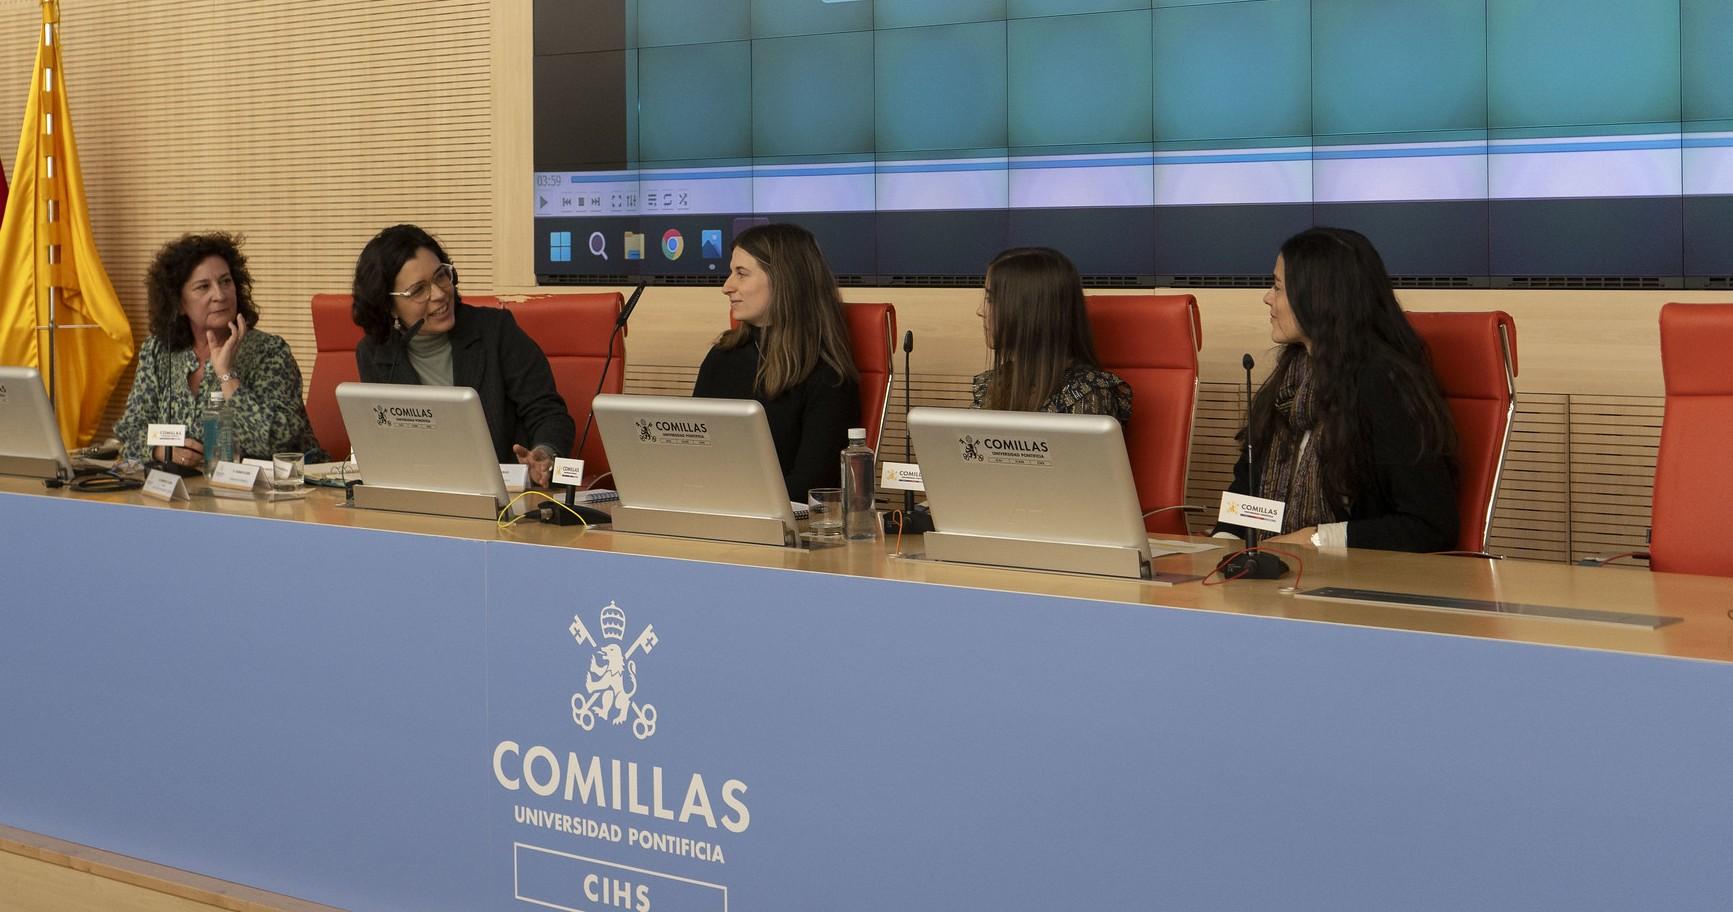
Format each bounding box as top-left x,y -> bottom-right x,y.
1405,310 -> 1518,398
1661,303 -> 1733,396
1085,295 -> 1200,369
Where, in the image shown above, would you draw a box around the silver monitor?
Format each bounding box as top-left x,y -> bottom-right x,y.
0,366 -> 73,481
592,393 -> 799,546
908,407 -> 1153,579
336,382 -> 508,520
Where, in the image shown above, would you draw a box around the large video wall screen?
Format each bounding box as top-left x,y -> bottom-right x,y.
532,0 -> 1733,284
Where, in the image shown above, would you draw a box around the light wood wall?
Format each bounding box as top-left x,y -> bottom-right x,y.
0,0 -> 1719,560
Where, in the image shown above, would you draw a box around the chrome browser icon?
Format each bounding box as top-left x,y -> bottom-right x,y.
661,229 -> 684,261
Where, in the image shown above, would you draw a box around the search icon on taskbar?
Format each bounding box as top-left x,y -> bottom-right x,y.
588,231 -> 608,260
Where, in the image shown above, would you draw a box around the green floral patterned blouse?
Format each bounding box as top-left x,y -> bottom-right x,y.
114,330 -> 325,463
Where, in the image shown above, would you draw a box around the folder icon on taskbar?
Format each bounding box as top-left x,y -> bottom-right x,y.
624,231 -> 645,260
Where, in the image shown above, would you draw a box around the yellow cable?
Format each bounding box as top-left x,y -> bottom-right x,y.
496,489 -> 590,532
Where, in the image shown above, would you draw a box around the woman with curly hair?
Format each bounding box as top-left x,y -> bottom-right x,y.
115,232 -> 322,466
1218,227 -> 1458,552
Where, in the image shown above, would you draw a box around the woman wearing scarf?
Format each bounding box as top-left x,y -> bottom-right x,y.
1216,227 -> 1458,553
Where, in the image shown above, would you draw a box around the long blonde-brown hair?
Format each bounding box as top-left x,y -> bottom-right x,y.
716,223 -> 858,398
980,247 -> 1100,411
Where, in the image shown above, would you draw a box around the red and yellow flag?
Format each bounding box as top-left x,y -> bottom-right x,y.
0,1 -> 133,448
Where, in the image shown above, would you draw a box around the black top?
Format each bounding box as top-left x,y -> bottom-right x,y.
692,330 -> 860,501
1219,358 -> 1458,553
356,303 -> 576,463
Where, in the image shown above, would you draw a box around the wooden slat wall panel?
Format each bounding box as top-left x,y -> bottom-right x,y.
0,0 -> 496,441
1490,394 -> 1570,562
1568,395 -> 1660,562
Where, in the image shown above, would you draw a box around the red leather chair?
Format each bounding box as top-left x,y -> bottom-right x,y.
1085,294 -> 1201,535
1650,303 -> 1733,577
307,294 -> 364,459
843,302 -> 896,453
505,293 -> 625,479
1406,311 -> 1518,554
305,293 -> 500,459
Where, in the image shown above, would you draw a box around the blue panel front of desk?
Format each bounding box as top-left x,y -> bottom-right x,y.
4,493 -> 1733,910
0,495 -> 494,911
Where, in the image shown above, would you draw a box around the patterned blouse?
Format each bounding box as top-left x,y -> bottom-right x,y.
114,330 -> 325,463
970,364 -> 1134,425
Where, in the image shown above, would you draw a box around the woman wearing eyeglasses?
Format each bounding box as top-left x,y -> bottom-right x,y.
351,224 -> 574,486
115,232 -> 324,467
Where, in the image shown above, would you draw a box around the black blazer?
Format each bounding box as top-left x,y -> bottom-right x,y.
692,331 -> 859,501
1218,359 -> 1458,553
356,303 -> 576,463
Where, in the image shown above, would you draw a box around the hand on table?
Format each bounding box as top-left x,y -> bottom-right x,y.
513,444 -> 555,487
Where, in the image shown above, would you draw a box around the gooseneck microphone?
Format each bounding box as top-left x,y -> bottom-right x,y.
885,328 -> 934,534
1215,352 -> 1289,581
564,282 -> 647,514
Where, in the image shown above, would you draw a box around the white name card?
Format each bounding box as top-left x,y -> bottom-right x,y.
142,469 -> 190,502
500,463 -> 529,492
1217,492 -> 1286,534
880,461 -> 925,492
552,457 -> 586,487
209,461 -> 265,492
147,424 -> 187,447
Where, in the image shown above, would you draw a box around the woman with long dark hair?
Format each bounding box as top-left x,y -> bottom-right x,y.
693,223 -> 859,501
971,247 -> 1130,423
1222,227 -> 1458,552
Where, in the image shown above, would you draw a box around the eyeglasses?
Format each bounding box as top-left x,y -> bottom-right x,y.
388,262 -> 457,306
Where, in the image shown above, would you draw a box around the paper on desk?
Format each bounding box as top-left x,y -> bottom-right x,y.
1147,538 -> 1223,557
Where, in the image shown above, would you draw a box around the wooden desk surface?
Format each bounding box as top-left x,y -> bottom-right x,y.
6,475 -> 1731,664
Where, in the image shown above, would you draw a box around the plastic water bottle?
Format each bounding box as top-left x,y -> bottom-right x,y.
200,387 -> 234,471
841,427 -> 877,541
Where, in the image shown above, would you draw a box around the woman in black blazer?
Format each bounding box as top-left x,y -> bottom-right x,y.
1219,227 -> 1458,553
351,224 -> 574,486
692,223 -> 859,501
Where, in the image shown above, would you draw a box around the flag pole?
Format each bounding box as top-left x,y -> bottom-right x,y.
27,5 -> 99,421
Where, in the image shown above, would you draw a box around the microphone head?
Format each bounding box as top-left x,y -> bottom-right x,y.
901,330 -> 914,353
620,282 -> 647,321
1241,353 -> 1255,372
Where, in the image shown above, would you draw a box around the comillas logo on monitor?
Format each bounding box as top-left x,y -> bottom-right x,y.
661,229 -> 684,261
961,434 -> 1052,467
373,405 -> 436,430
570,601 -> 660,741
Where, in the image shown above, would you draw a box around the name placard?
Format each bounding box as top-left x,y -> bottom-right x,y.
500,463 -> 530,491
147,424 -> 187,447
209,461 -> 265,492
880,461 -> 925,492
551,457 -> 586,487
141,469 -> 190,502
1218,492 -> 1286,534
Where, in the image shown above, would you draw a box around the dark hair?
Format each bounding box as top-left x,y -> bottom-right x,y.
351,224 -> 460,344
1251,227 -> 1456,511
717,223 -> 858,397
979,247 -> 1100,412
145,232 -> 260,351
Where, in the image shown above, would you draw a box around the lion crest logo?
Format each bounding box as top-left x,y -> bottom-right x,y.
636,419 -> 656,442
374,405 -> 392,426
959,435 -> 984,462
568,601 -> 659,740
